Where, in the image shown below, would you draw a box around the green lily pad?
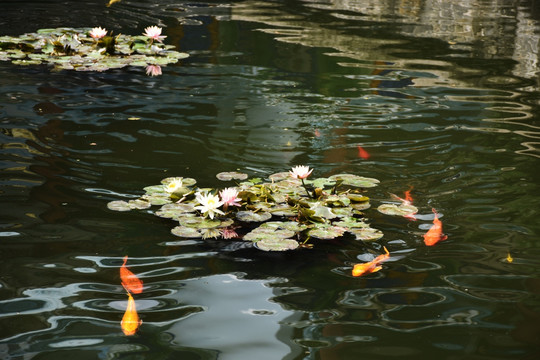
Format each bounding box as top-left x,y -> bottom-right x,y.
171,226 -> 202,238
328,174 -> 380,188
244,226 -> 295,242
260,221 -> 308,232
216,171 -> 248,181
269,204 -> 297,217
308,225 -> 347,240
377,203 -> 418,216
128,199 -> 151,210
179,216 -> 221,229
333,217 -> 369,229
155,203 -> 196,218
254,238 -> 299,251
236,211 -> 272,223
107,200 -> 132,211
349,227 -> 384,241
268,172 -> 291,181
309,177 -> 337,188
141,194 -> 172,206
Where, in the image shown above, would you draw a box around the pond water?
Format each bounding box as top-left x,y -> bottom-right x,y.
2,0 -> 540,359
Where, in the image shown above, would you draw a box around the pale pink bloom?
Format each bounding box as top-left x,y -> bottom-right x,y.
289,165 -> 313,179
145,65 -> 162,76
219,187 -> 241,208
143,26 -> 166,42
220,228 -> 239,239
89,27 -> 107,39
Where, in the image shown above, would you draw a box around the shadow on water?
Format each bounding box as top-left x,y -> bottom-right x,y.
1,0 -> 540,359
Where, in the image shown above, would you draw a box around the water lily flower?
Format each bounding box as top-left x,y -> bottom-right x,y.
219,187 -> 241,209
143,26 -> 166,43
289,165 -> 313,179
194,191 -> 224,219
164,177 -> 183,193
89,27 -> 107,39
145,65 -> 162,76
220,227 -> 239,239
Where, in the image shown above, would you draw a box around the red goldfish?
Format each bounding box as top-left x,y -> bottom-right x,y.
120,256 -> 143,294
352,247 -> 390,277
423,208 -> 448,246
121,293 -> 142,336
357,145 -> 370,160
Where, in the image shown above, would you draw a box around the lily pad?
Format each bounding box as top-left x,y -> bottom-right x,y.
171,226 -> 202,238
155,203 -> 196,218
268,172 -> 291,181
128,199 -> 151,210
179,216 -> 222,229
329,174 -> 380,188
377,203 -> 418,217
308,225 -> 347,240
255,238 -> 299,251
216,171 -> 248,181
107,200 -> 132,211
244,226 -> 295,242
236,210 -> 272,223
349,227 -> 384,241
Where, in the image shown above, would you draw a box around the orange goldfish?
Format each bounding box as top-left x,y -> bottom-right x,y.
120,256 -> 143,294
352,247 -> 390,277
121,293 -> 142,336
404,186 -> 414,203
357,145 -> 370,160
423,208 -> 448,246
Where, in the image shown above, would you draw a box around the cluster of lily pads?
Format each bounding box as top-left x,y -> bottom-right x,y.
108,166 -> 415,251
0,26 -> 188,72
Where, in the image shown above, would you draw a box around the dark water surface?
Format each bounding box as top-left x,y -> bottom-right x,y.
2,0 -> 540,359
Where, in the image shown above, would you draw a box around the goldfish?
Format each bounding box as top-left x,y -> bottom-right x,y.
506,252 -> 513,263
404,186 -> 414,203
357,145 -> 370,160
120,256 -> 143,294
423,208 -> 448,246
352,247 -> 390,277
121,293 -> 142,336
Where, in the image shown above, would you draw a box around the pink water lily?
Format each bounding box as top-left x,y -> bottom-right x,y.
145,65 -> 162,77
89,27 -> 107,39
143,26 -> 166,43
289,165 -> 313,179
219,187 -> 241,209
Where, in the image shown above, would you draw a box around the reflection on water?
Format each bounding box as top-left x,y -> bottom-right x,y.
1,0 -> 540,359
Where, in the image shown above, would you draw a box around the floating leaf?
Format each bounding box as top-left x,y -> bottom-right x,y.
107,200 -> 132,211
216,171 -> 248,181
349,227 -> 384,241
128,199 -> 151,210
179,217 -> 221,229
308,225 -> 347,240
255,238 -> 299,251
171,226 -> 202,238
267,172 -> 287,182
333,217 -> 368,229
236,211 -> 272,223
329,174 -> 380,188
377,203 -> 418,217
269,204 -> 297,217
155,203 -> 195,218
244,226 -> 295,242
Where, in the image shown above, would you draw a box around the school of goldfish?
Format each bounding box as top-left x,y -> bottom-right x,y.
120,256 -> 143,335
352,188 -> 450,277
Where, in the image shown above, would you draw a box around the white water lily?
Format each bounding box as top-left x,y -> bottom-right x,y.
164,178 -> 183,193
194,192 -> 224,219
289,165 -> 313,179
